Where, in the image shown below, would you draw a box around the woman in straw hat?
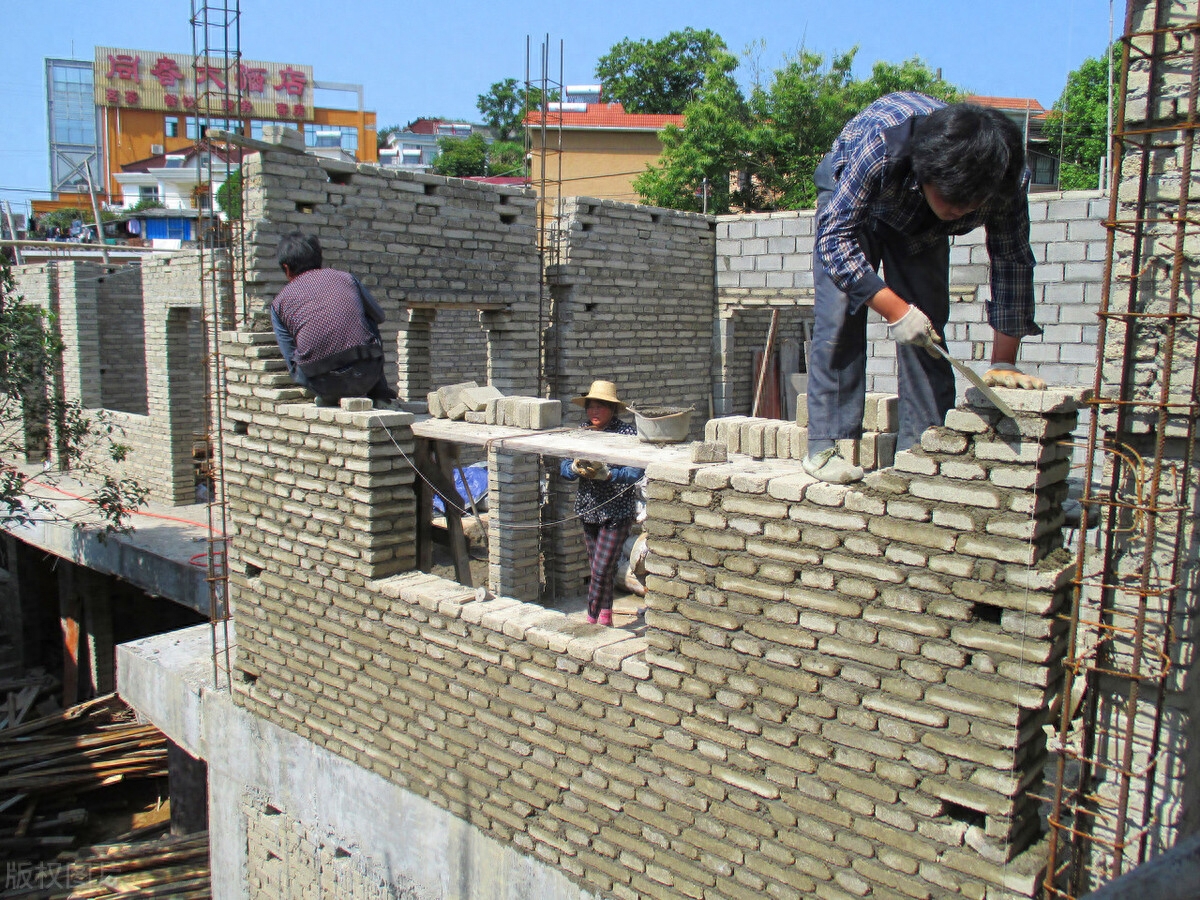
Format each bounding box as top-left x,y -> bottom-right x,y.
559,380 -> 645,626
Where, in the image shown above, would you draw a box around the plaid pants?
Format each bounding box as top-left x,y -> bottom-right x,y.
582,520 -> 632,618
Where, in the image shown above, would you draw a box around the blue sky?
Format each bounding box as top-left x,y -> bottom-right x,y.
0,0 -> 1123,215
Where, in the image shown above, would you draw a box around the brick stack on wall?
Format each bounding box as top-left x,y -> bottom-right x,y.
715,193 -> 1108,414
238,137 -> 542,401
227,376 -> 1083,899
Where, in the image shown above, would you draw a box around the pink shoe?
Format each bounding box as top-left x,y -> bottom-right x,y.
586,613 -> 598,624
598,610 -> 613,627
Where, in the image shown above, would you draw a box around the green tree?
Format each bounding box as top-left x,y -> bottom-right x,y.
215,168 -> 242,219
487,140 -> 526,177
477,79 -> 559,143
432,133 -> 489,178
596,28 -> 738,114
0,257 -> 146,533
635,48 -> 961,213
1043,44 -> 1121,190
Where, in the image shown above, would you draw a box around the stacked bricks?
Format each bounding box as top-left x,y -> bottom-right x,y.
14,255 -> 217,506
239,141 -> 542,399
706,392 -> 900,471
546,197 -> 714,441
228,379 -> 1082,899
425,380 -> 562,429
715,193 -> 1108,408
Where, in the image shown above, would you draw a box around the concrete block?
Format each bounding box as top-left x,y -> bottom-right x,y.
436,380 -> 479,414
427,391 -> 445,418
528,399 -> 562,430
484,399 -> 499,425
461,384 -> 503,411
691,442 -> 728,464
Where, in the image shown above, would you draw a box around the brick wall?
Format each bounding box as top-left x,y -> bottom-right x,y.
715,192 -> 1108,412
238,144 -> 542,400
13,256 -> 214,506
228,381 -> 1081,899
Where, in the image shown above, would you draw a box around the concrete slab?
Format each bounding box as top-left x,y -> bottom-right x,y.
5,472 -> 216,616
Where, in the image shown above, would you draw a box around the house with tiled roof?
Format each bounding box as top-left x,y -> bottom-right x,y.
524,88 -> 685,204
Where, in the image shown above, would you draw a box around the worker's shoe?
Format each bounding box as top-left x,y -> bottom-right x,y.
802,447 -> 864,484
598,610 -> 613,627
586,612 -> 599,625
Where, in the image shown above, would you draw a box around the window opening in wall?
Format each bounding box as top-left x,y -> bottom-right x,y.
165,116 -> 180,138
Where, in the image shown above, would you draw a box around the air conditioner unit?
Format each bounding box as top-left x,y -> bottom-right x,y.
150,143 -> 165,155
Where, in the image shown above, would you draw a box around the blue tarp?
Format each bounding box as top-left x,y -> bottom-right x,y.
433,461 -> 489,515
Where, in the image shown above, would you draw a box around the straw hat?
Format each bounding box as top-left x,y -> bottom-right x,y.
572,379 -> 627,412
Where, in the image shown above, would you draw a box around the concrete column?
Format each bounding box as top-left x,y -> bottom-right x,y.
168,740 -> 209,835
82,573 -> 114,695
395,308 -> 435,402
487,446 -> 541,601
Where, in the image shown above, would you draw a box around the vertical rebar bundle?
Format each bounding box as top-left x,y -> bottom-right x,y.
1044,3 -> 1200,895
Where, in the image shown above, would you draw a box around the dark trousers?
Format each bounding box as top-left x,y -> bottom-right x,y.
305,356 -> 395,403
583,520 -> 632,618
807,153 -> 956,453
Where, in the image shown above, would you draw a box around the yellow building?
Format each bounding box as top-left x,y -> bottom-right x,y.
525,103 -> 684,205
38,49 -> 375,216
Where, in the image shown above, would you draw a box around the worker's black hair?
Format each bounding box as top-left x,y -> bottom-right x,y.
909,103 -> 1026,207
277,231 -> 322,276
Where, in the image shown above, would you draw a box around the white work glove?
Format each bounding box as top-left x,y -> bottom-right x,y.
571,460 -> 610,480
983,363 -> 1046,390
888,306 -> 942,355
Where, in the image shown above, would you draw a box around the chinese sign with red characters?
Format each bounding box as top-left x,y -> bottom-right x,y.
94,48 -> 314,120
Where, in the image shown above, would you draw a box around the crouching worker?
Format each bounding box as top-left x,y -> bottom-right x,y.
271,231 -> 397,406
559,380 -> 645,626
804,93 -> 1046,485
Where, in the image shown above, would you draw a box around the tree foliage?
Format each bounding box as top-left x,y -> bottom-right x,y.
0,257 -> 146,534
596,28 -> 738,114
215,167 -> 242,219
1043,43 -> 1121,191
376,124 -> 402,150
432,134 -> 489,178
477,79 -> 559,143
486,140 -> 526,177
635,47 -> 961,214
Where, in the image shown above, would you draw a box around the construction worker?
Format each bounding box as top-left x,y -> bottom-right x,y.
271,231 -> 397,407
803,93 -> 1046,485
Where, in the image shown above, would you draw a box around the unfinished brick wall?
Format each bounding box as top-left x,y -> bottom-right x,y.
238,142 -> 542,400
13,256 -> 213,506
715,193 -> 1107,413
543,197 -> 715,602
228,380 -> 1080,899
243,793 -> 402,900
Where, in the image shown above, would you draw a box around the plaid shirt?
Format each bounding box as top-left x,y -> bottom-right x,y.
815,92 -> 1039,337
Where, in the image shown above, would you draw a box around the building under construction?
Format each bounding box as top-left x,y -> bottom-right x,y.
2,1 -> 1198,897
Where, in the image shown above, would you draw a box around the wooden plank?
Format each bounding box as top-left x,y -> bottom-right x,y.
433,442 -> 473,588
413,440 -> 435,573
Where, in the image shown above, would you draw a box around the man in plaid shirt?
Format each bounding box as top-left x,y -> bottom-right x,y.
803,92 -> 1045,484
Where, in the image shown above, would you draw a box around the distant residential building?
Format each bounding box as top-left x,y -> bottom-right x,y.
113,143 -> 242,212
379,119 -> 486,172
524,98 -> 685,204
36,47 -> 376,217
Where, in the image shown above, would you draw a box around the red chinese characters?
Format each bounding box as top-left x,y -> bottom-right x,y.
238,65 -> 268,94
164,95 -> 180,109
195,65 -> 228,90
124,91 -> 139,105
240,99 -> 254,115
274,67 -> 307,97
105,89 -> 120,105
107,54 -> 140,82
150,57 -> 185,88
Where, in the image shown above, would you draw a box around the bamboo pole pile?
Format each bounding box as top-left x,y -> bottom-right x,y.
0,695 -> 169,861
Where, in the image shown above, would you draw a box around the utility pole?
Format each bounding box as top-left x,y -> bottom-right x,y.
81,161 -> 110,265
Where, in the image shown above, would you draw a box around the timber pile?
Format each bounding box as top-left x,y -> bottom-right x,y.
0,695 -> 168,860
0,671 -> 60,732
